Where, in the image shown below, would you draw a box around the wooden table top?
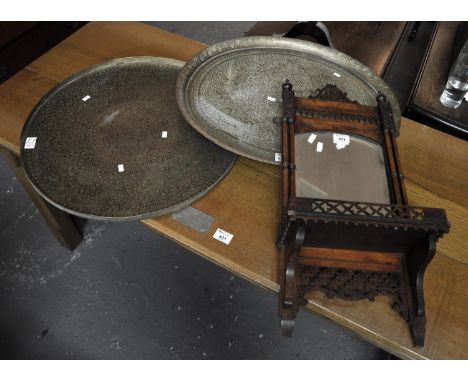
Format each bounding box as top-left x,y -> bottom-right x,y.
0,21 -> 466,359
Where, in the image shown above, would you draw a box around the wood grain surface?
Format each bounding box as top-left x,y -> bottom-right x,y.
0,69 -> 57,153
0,22 -> 466,359
398,117 -> 468,210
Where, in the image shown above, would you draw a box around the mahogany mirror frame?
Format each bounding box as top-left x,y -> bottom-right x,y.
277,81 -> 450,347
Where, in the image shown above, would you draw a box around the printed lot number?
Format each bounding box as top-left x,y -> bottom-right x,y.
213,228 -> 234,245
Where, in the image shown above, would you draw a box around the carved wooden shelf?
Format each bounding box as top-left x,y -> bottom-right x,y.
278,81 -> 450,347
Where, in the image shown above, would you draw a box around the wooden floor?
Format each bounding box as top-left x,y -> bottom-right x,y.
0,22 -> 467,359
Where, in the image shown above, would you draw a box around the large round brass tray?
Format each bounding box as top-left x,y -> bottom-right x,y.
21,57 -> 236,221
176,37 -> 401,164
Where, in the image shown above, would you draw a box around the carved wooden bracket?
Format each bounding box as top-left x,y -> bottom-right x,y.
308,84 -> 357,103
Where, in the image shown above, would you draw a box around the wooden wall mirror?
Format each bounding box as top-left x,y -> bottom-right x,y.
277,81 -> 450,347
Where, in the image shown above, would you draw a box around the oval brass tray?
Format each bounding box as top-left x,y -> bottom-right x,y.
21,57 -> 236,221
177,37 -> 401,164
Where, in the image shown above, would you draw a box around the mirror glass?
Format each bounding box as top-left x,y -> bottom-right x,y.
294,132 -> 390,204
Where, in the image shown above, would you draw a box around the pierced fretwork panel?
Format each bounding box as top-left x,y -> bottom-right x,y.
308,199 -> 425,220
299,266 -> 407,319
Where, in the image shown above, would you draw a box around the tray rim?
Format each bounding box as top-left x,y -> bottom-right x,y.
176,36 -> 402,165
20,56 -> 237,221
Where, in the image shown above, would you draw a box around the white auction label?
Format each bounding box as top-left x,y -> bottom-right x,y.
213,228 -> 234,245
316,142 -> 323,152
275,153 -> 282,162
162,131 -> 168,138
82,95 -> 91,102
118,164 -> 125,172
333,133 -> 350,150
24,137 -> 37,149
267,96 -> 276,102
307,133 -> 317,144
